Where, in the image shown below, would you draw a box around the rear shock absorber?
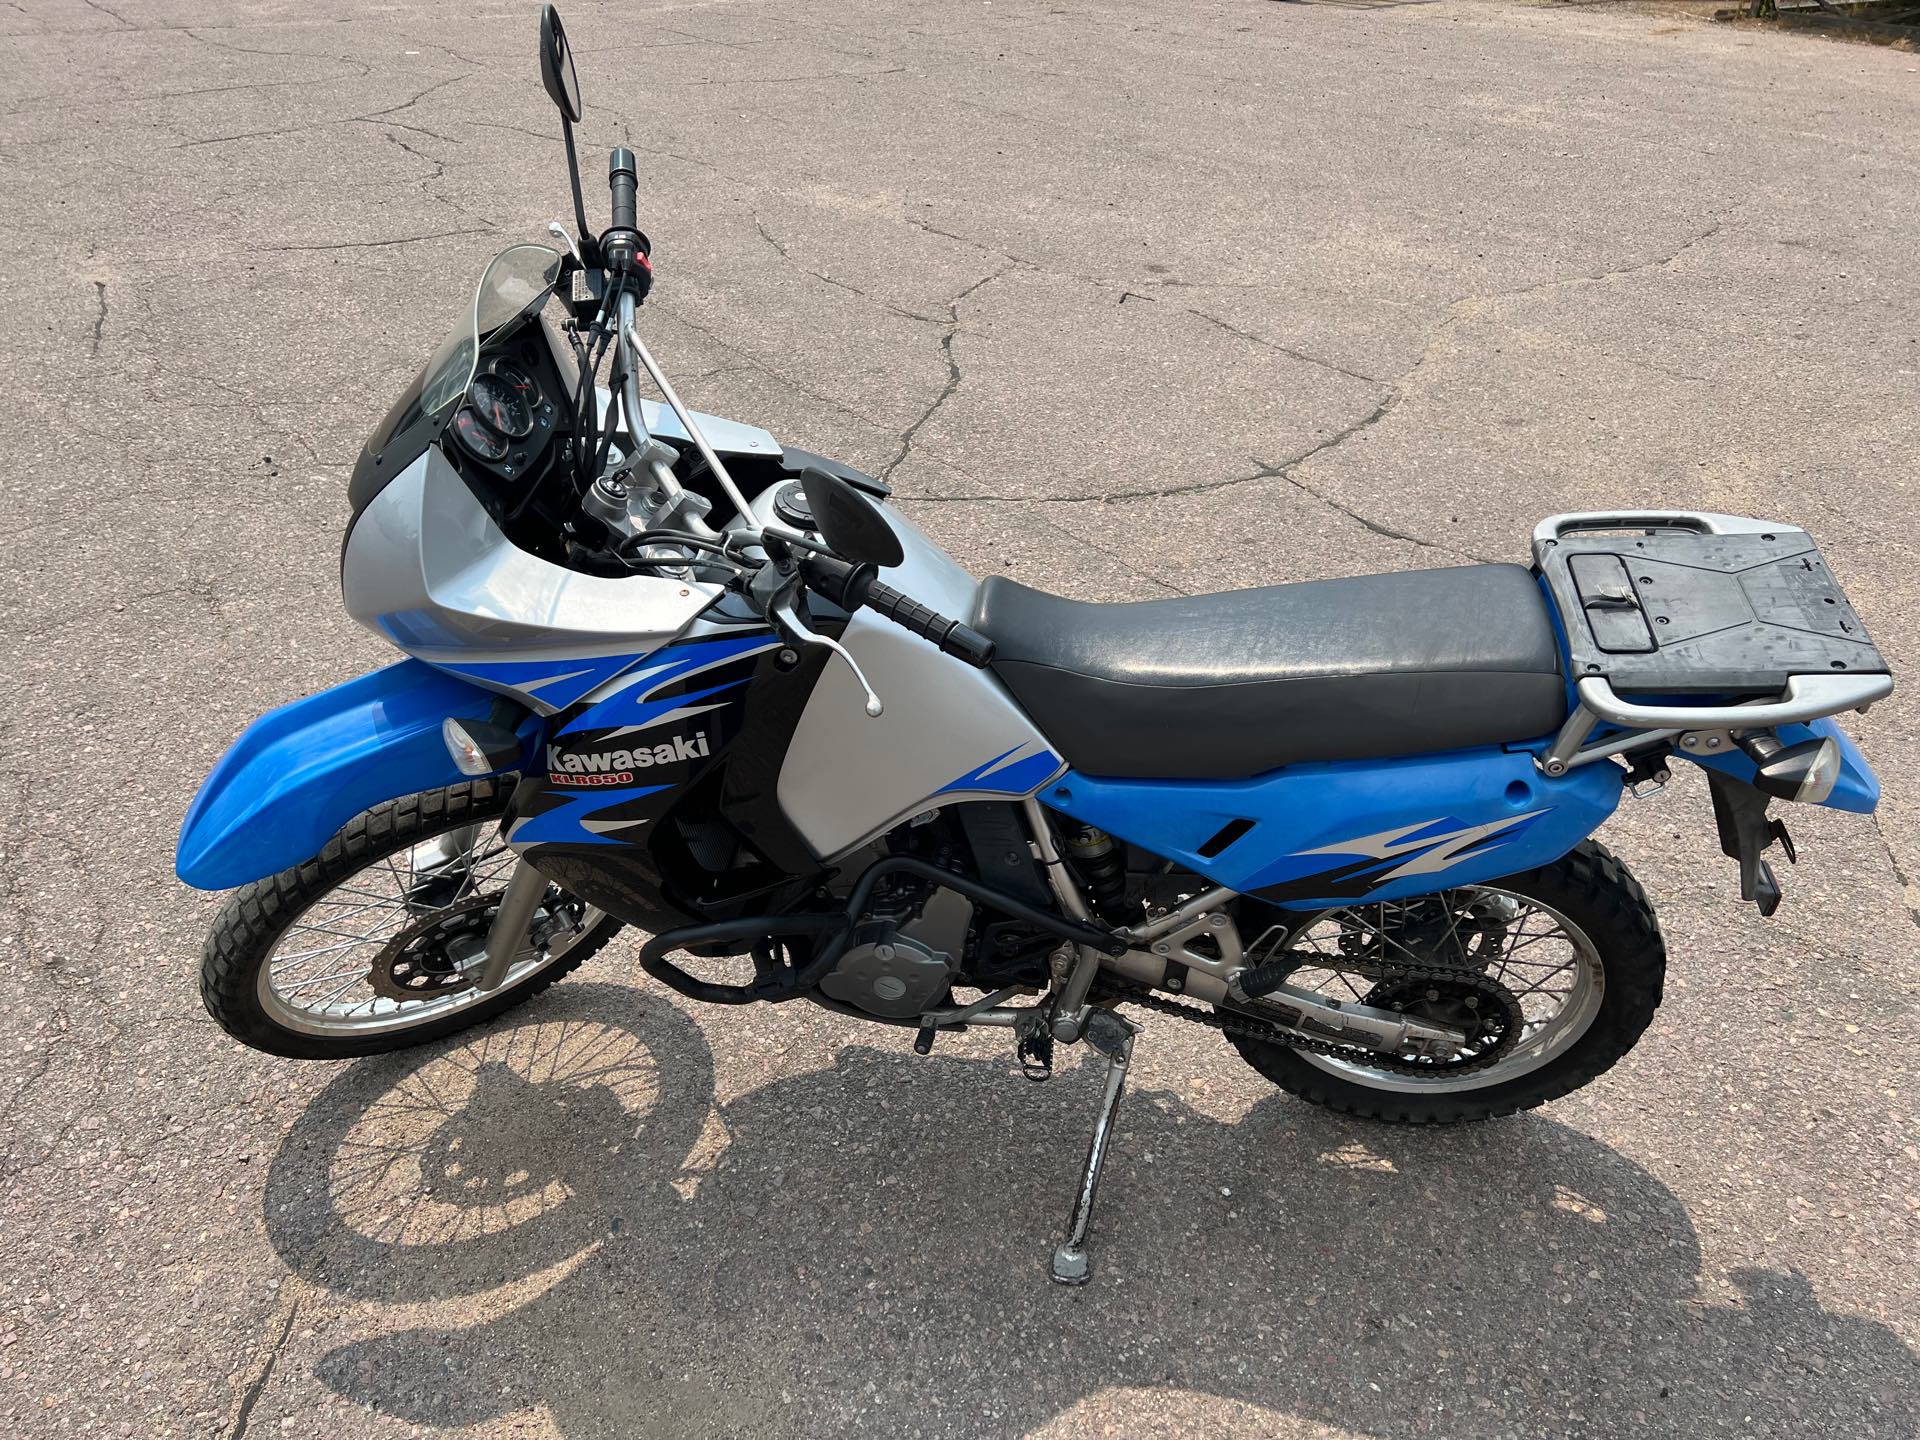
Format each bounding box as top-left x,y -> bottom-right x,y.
1063,825 -> 1129,920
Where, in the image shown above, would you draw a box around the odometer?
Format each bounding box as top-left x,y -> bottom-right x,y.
450,406 -> 508,460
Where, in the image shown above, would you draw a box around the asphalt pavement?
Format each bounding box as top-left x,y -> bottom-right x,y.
1,0 -> 1916,1436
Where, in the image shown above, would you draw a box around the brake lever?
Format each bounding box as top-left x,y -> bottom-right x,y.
770,593 -> 884,718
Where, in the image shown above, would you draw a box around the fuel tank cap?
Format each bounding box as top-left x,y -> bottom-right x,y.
771,480 -> 814,530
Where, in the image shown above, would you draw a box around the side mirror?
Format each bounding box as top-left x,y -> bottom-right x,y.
799,468 -> 904,569
539,5 -> 583,122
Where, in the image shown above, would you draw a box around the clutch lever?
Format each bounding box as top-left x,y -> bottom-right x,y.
770,592 -> 884,718
546,220 -> 586,267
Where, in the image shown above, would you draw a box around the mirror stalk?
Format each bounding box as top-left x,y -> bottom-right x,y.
561,119 -> 591,250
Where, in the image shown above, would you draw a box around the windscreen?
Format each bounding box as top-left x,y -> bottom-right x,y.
348,243 -> 566,518
418,243 -> 565,418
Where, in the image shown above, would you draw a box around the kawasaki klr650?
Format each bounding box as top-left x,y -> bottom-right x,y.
178,6 -> 1894,1283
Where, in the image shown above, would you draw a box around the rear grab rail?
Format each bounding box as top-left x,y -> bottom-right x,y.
1532,510 -> 1798,549
1542,673 -> 1891,776
1577,673 -> 1892,733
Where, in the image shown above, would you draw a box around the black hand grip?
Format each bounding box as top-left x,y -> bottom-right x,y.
864,579 -> 996,668
798,555 -> 995,667
607,147 -> 638,235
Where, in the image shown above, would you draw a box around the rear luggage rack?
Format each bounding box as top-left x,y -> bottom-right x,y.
1533,511 -> 1891,774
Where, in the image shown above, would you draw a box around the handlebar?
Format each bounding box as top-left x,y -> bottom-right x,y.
802,556 -> 996,668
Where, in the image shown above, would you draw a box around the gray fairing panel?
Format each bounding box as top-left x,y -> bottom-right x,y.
776,506 -> 1064,859
340,447 -> 719,712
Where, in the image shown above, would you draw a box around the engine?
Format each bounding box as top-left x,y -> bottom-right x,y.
819,887 -> 972,1019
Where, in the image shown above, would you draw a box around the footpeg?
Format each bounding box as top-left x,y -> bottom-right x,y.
1018,1027 -> 1054,1082
1049,1008 -> 1138,1286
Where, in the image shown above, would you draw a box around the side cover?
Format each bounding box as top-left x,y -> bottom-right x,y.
775,506 -> 1064,859
1045,745 -> 1624,909
177,660 -> 528,890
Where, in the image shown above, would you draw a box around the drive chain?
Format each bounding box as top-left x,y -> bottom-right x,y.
1091,964 -> 1524,1077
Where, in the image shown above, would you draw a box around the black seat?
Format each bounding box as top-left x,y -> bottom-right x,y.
972,564 -> 1567,779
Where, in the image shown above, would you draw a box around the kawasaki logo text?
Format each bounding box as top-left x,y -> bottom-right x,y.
547,731 -> 710,775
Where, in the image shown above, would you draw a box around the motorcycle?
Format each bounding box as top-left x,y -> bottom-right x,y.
177,5 -> 1894,1285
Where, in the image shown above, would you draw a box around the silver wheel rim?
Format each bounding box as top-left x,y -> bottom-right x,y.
256,821 -> 603,1038
1276,887 -> 1605,1095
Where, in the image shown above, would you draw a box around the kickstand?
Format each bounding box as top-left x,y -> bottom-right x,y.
1049,1008 -> 1139,1286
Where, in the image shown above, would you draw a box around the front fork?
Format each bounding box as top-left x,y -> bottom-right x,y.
477,857 -> 552,991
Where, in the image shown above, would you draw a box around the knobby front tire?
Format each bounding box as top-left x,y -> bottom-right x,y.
199,780 -> 621,1060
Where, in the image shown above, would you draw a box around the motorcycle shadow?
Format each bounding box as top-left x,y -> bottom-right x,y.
265,983 -> 1915,1439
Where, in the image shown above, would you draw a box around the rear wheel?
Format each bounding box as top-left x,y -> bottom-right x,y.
200,780 -> 621,1060
1225,842 -> 1665,1124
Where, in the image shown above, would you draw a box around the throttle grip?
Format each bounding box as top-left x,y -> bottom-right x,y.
800,556 -> 995,668
607,147 -> 638,235
863,579 -> 996,668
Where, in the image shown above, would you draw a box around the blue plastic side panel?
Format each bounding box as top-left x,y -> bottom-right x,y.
1043,746 -> 1623,909
177,660 -> 536,890
1675,716 -> 1880,814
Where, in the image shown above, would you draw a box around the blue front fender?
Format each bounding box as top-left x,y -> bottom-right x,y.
177,660 -> 540,891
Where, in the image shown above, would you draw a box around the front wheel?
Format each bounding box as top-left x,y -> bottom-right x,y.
199,780 -> 622,1060
1225,842 -> 1666,1124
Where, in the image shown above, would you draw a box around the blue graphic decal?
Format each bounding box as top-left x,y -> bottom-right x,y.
937,745 -> 1065,797
432,633 -> 779,718
559,678 -> 745,737
432,652 -> 646,712
1241,810 -> 1550,899
513,631 -> 779,855
508,785 -> 671,847
618,634 -> 780,687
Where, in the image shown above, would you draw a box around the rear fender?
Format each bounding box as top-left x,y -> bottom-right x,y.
176,660 -> 542,890
1672,716 -> 1880,813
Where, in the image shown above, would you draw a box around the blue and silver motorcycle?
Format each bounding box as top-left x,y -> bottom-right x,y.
177,7 -> 1894,1283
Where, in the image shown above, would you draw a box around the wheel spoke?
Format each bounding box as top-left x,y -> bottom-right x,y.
251,812 -> 597,1035
1270,884 -> 1605,1093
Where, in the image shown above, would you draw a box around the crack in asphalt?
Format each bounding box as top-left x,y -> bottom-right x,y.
89,280 -> 107,357
378,129 -> 495,229
78,0 -> 132,26
886,212 -> 1742,557
877,263 -> 1021,483
1464,218 -> 1731,312
349,72 -> 468,146
655,303 -> 901,434
684,65 -> 908,87
228,1299 -> 299,1440
1871,813 -> 1920,932
752,216 -> 941,324
261,225 -> 492,254
1183,306 -> 1385,387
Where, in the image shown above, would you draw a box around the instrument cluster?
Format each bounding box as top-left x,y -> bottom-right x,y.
447,350 -> 562,481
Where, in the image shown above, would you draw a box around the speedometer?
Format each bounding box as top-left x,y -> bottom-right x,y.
450,406 -> 509,460
469,366 -> 536,439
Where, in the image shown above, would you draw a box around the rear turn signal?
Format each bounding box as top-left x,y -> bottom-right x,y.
1738,732 -> 1841,805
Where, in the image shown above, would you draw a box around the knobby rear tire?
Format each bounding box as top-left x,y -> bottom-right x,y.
199,779 -> 622,1061
1226,841 -> 1666,1125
